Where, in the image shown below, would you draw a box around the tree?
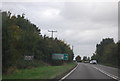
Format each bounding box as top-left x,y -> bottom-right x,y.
95,38 -> 115,63
2,11 -> 74,73
117,41 -> 120,67
91,53 -> 97,60
83,56 -> 87,61
87,57 -> 90,61
91,38 -> 119,67
75,55 -> 81,62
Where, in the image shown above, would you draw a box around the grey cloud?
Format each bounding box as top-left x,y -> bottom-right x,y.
2,2 -> 118,58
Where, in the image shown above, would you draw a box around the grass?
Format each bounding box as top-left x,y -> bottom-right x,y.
3,62 -> 77,79
99,63 -> 120,69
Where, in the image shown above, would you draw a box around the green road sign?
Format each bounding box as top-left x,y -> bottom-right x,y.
64,54 -> 68,60
52,53 -> 68,60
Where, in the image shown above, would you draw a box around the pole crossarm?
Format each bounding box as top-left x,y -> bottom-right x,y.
48,30 -> 57,38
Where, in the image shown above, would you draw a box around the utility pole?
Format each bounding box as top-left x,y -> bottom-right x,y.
48,30 -> 57,38
72,45 -> 73,51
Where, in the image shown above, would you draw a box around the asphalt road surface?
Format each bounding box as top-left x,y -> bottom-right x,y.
61,63 -> 119,81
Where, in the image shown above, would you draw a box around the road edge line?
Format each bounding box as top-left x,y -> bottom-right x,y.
59,63 -> 79,81
93,66 -> 119,80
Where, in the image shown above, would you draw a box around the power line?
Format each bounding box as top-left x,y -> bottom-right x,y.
48,30 -> 57,38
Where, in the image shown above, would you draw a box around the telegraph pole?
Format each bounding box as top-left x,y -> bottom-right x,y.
48,30 -> 57,38
71,45 -> 74,51
72,45 -> 73,51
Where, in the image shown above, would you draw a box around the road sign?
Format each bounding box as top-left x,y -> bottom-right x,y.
24,56 -> 34,60
52,53 -> 68,60
64,54 -> 68,60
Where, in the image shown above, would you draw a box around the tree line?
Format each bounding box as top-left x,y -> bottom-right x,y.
91,38 -> 120,67
75,38 -> 119,67
2,11 -> 74,74
75,55 -> 90,62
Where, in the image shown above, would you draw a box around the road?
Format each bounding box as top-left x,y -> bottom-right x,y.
60,63 -> 119,81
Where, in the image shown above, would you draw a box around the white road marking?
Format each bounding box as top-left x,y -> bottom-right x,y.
59,63 -> 79,81
93,66 -> 119,80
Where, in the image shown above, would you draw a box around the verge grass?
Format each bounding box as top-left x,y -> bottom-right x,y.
3,62 -> 77,79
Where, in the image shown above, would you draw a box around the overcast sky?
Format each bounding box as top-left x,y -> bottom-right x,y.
1,1 -> 118,58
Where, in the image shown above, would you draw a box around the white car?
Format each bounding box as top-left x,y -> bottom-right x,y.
90,60 -> 97,64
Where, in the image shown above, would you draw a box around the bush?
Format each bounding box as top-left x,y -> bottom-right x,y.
16,59 -> 49,69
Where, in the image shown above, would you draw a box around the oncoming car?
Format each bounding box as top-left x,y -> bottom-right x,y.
90,60 -> 97,64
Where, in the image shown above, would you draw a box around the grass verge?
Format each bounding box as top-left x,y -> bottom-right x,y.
99,63 -> 120,69
3,62 -> 77,79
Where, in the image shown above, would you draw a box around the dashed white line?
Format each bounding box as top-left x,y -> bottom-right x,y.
93,66 -> 119,80
59,63 -> 79,81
